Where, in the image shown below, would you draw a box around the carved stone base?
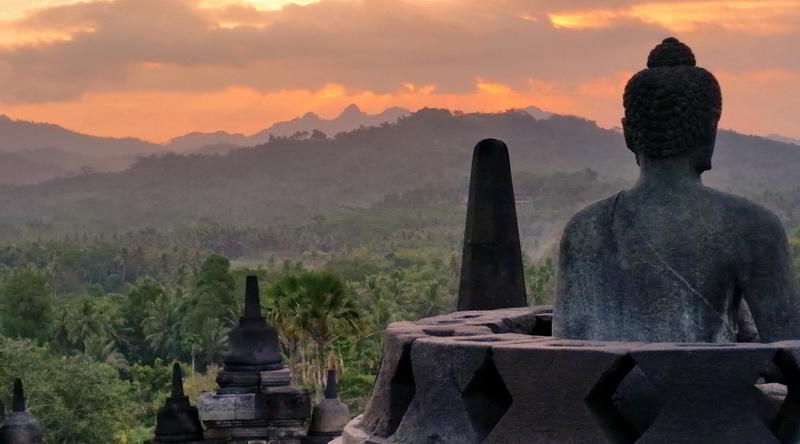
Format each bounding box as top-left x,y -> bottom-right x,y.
199,385 -> 311,442
341,307 -> 800,444
217,367 -> 293,394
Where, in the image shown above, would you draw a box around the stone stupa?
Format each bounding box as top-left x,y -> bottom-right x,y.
0,379 -> 42,444
150,363 -> 205,443
304,370 -> 350,444
198,275 -> 311,443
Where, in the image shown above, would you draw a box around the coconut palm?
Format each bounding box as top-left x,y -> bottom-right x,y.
267,271 -> 360,393
143,287 -> 186,362
66,297 -> 115,353
83,335 -> 130,371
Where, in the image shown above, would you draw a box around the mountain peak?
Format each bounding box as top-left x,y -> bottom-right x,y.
338,104 -> 365,119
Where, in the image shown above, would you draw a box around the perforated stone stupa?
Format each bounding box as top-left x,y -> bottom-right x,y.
336,38 -> 800,444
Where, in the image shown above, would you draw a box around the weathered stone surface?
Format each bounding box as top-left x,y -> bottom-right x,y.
199,393 -> 256,422
392,335 -> 522,443
358,328 -> 424,437
343,312 -> 800,444
489,340 -> 636,444
632,343 -> 781,443
554,37 -> 800,342
217,367 -> 293,395
358,307 -> 548,439
457,138 -> 527,311
765,342 -> 800,443
199,388 -> 310,424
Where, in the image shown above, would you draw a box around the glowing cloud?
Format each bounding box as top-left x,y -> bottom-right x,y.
549,1 -> 799,34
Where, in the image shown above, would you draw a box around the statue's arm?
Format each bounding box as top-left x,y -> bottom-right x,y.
743,213 -> 800,342
553,226 -> 575,338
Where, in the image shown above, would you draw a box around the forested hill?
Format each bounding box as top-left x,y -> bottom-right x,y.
0,108 -> 798,235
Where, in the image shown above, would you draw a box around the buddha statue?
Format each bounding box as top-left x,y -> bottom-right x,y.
553,37 -> 800,343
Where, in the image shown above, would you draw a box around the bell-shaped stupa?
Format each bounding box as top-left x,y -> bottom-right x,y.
304,370 -> 350,443
150,363 -> 204,443
0,379 -> 42,444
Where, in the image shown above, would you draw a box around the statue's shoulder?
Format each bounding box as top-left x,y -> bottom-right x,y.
702,187 -> 784,235
560,193 -> 622,249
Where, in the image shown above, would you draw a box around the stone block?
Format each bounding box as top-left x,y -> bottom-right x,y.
261,367 -> 293,388
391,336 -> 499,443
488,340 -> 637,444
255,386 -> 311,421
632,342 -> 781,444
359,328 -> 426,437
198,392 -> 256,421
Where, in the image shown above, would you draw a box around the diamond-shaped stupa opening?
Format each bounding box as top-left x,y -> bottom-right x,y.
585,355 -> 652,444
461,353 -> 512,441
766,350 -> 800,442
385,350 -> 416,436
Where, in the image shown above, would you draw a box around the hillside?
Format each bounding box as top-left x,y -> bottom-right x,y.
0,108 -> 798,237
0,115 -> 160,157
0,115 -> 163,184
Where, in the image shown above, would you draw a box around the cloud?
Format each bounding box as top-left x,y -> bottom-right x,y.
0,0 -> 797,140
548,1 -> 800,34
0,0 -> 669,103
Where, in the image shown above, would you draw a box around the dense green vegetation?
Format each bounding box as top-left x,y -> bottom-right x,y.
2,110 -> 800,442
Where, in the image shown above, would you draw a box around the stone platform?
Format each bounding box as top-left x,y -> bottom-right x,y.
336,307 -> 800,444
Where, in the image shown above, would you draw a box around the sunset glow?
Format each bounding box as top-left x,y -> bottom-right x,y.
549,1 -> 800,33
0,0 -> 798,141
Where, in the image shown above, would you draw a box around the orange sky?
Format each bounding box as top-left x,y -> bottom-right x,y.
0,0 -> 798,143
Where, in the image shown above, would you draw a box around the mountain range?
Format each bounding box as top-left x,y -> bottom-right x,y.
0,105 -> 558,185
0,107 -> 798,239
164,104 -> 413,154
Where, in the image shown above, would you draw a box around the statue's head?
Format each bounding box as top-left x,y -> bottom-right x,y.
622,37 -> 722,172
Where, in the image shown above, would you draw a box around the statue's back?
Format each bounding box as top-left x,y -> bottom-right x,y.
554,186 -> 791,342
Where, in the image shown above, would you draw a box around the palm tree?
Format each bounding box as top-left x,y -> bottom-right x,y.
143,288 -> 185,362
66,298 -> 114,353
267,271 -> 361,393
83,336 -> 130,371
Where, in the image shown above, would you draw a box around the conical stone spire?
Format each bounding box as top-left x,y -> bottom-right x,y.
10,380 -> 23,413
152,363 -> 204,443
457,138 -> 527,310
0,379 -> 42,444
171,362 -> 185,399
243,274 -> 262,319
324,369 -> 338,399
223,275 -> 282,371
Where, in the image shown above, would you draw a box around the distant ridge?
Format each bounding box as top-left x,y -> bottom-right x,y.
0,115 -> 159,157
0,115 -> 162,184
768,134 -> 800,146
164,105 -> 412,154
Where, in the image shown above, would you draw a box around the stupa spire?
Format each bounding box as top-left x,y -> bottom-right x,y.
244,275 -> 262,319
457,138 -> 527,310
171,363 -> 185,399
324,369 -> 338,399
152,363 -> 204,443
11,379 -> 24,413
